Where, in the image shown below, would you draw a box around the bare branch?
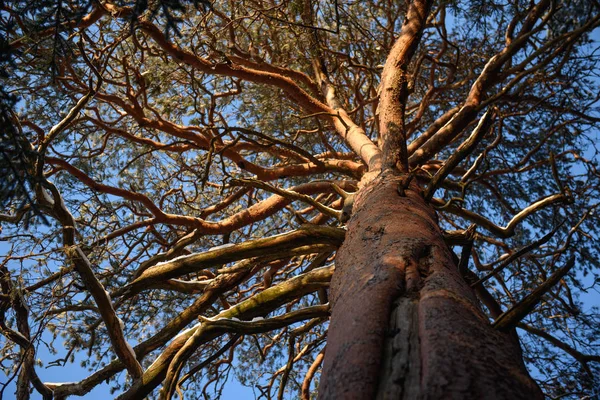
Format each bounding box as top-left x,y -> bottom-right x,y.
432,193 -> 569,238
127,226 -> 345,291
470,221 -> 564,288
230,178 -> 341,220
493,256 -> 576,332
424,110 -> 494,201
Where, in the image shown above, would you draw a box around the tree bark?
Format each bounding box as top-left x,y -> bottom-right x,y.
318,171 -> 543,399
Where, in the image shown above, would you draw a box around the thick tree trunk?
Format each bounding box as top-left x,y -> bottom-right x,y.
318,171 -> 543,399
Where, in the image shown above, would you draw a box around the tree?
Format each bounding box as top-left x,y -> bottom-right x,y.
1,0 -> 600,398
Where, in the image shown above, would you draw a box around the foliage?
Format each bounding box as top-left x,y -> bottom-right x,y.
1,0 -> 600,399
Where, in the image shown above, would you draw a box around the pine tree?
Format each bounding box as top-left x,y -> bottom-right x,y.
1,1 -> 599,398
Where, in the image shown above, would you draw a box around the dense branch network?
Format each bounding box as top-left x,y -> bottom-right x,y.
1,0 -> 599,399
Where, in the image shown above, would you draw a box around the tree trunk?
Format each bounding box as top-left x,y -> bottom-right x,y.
318,171 -> 543,399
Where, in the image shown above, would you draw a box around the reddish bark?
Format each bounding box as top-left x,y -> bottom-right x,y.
378,0 -> 433,171
318,172 -> 543,399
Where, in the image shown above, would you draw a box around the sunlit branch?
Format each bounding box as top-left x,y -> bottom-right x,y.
116,267 -> 334,400
128,225 -> 344,291
301,347 -> 325,400
378,0 -> 433,171
311,60 -> 382,172
230,178 -> 341,220
432,193 -> 568,238
227,55 -> 321,96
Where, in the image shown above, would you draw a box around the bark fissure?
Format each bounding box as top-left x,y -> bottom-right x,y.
376,298 -> 421,400
319,172 -> 543,399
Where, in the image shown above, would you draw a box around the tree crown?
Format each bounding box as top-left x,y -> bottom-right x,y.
1,0 -> 599,398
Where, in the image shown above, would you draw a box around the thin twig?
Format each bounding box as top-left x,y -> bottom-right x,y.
492,256 -> 576,332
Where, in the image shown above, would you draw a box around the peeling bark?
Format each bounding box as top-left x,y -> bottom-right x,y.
376,298 -> 420,400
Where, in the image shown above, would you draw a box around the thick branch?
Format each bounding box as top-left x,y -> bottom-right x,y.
378,0 -> 434,171
127,226 -> 344,291
230,178 -> 341,220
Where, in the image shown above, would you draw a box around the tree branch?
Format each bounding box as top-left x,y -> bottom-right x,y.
127,226 -> 345,291
424,110 -> 494,201
493,256 -> 576,332
116,267 -> 334,400
230,178 -> 341,220
432,192 -> 569,238
378,0 -> 434,171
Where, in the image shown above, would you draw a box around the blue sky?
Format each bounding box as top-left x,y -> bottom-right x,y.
2,10 -> 600,400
